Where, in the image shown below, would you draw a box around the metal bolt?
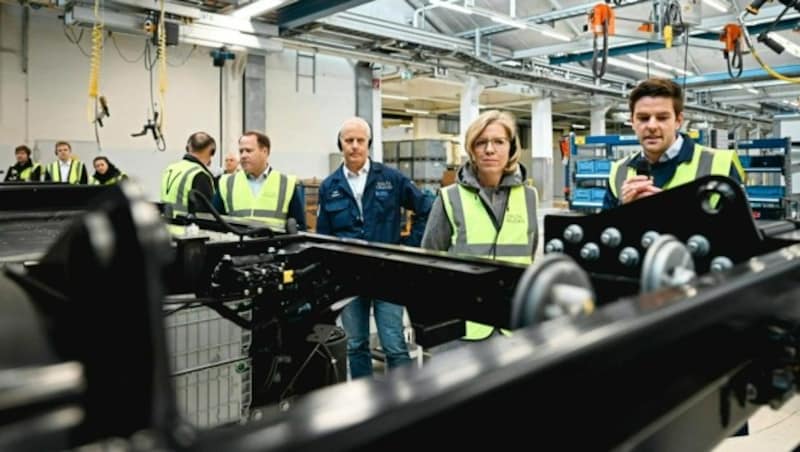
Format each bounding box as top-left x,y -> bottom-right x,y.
580,242 -> 600,261
600,227 -> 622,247
687,234 -> 710,257
618,247 -> 640,266
563,224 -> 584,243
641,230 -> 660,248
545,238 -> 564,253
711,256 -> 734,273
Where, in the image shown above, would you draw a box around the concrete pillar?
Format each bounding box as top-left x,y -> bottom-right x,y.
590,104 -> 609,136
460,76 -> 482,157
530,95 -> 554,203
355,62 -> 383,160
222,53 -> 246,167
371,68 -> 383,162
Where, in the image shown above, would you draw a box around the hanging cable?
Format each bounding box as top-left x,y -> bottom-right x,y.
739,6 -> 800,84
87,0 -> 104,152
589,3 -> 614,79
157,0 -> 168,141
720,24 -> 744,79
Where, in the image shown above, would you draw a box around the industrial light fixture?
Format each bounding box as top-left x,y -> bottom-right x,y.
229,0 -> 289,19
405,108 -> 431,115
606,58 -> 672,78
734,84 -> 760,95
431,0 -> 570,41
628,54 -> 694,76
430,0 -> 474,16
702,0 -> 729,13
571,124 -> 586,129
382,94 -> 410,100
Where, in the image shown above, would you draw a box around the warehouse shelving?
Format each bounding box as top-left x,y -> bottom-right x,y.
568,134 -> 639,211
734,137 -> 798,219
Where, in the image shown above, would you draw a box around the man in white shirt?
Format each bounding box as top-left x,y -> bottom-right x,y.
44,141 -> 88,184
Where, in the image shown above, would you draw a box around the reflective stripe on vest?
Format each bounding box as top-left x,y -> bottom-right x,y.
48,160 -> 83,184
219,170 -> 296,229
91,173 -> 126,185
441,183 -> 538,340
19,163 -> 41,181
609,144 -> 743,199
161,160 -> 206,216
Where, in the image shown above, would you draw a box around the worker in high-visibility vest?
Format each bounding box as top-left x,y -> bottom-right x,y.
90,156 -> 127,185
4,145 -> 41,182
160,132 -> 217,217
422,109 -> 538,343
214,131 -> 306,232
44,141 -> 88,184
603,78 -> 744,210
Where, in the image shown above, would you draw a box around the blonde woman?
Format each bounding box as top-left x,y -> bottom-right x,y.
421,110 -> 538,342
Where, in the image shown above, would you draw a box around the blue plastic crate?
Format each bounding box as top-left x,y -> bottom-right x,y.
738,155 -> 751,168
576,160 -> 595,174
746,185 -> 784,199
572,188 -> 593,201
594,159 -> 612,174
590,188 -> 606,202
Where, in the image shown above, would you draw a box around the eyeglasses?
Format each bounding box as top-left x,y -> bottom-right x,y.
474,137 -> 510,151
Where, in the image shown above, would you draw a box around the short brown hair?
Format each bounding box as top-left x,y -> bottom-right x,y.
55,141 -> 71,151
14,145 -> 31,157
241,131 -> 271,152
629,78 -> 684,117
464,110 -> 521,174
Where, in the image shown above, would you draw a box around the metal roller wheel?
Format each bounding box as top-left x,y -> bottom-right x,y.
510,254 -> 596,329
640,234 -> 696,293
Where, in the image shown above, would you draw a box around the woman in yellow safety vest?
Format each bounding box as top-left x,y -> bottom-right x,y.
90,156 -> 128,185
421,109 -> 539,342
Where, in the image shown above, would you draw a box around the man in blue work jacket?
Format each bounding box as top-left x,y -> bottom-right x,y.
602,78 -> 744,210
317,117 -> 432,379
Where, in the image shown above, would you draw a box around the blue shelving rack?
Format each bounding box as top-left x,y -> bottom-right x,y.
734,137 -> 795,219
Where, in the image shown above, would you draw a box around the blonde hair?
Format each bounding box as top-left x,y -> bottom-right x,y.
464,110 -> 521,174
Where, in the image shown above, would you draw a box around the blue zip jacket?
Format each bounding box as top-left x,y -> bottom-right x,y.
317,160 -> 432,246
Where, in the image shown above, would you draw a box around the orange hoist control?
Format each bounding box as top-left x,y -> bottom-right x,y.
589,3 -> 615,36
719,23 -> 743,52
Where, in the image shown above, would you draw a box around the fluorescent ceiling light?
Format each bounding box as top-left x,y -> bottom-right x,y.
430,0 -> 474,15
702,0 -> 729,13
499,59 -> 522,67
607,58 -> 672,78
628,54 -> 694,76
382,94 -> 410,100
405,108 -> 431,115
491,15 -> 525,29
536,27 -> 571,42
734,84 -> 760,95
229,0 -> 288,18
571,124 -> 586,129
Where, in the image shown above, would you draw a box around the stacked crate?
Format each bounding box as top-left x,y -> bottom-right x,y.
164,300 -> 252,428
383,139 -> 450,195
302,178 -> 322,232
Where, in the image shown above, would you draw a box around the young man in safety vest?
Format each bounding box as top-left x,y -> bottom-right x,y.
214,131 -> 306,232
160,132 -> 217,217
44,141 -> 88,184
5,145 -> 42,182
602,78 -> 745,209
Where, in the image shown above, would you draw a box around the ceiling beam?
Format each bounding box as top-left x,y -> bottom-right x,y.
675,64 -> 800,88
277,0 -> 373,30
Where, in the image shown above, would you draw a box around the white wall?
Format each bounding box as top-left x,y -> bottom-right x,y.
265,51 -> 355,179
1,5 -> 357,199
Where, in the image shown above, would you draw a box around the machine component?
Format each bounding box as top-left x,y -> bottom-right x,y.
640,234 -> 696,293
580,242 -> 600,261
563,224 -> 584,243
619,246 -> 640,267
509,254 -> 595,328
544,238 -> 564,253
687,234 -> 711,257
641,230 -> 660,248
600,227 -> 622,247
711,256 -> 734,273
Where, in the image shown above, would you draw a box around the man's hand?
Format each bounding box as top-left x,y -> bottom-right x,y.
620,175 -> 662,204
